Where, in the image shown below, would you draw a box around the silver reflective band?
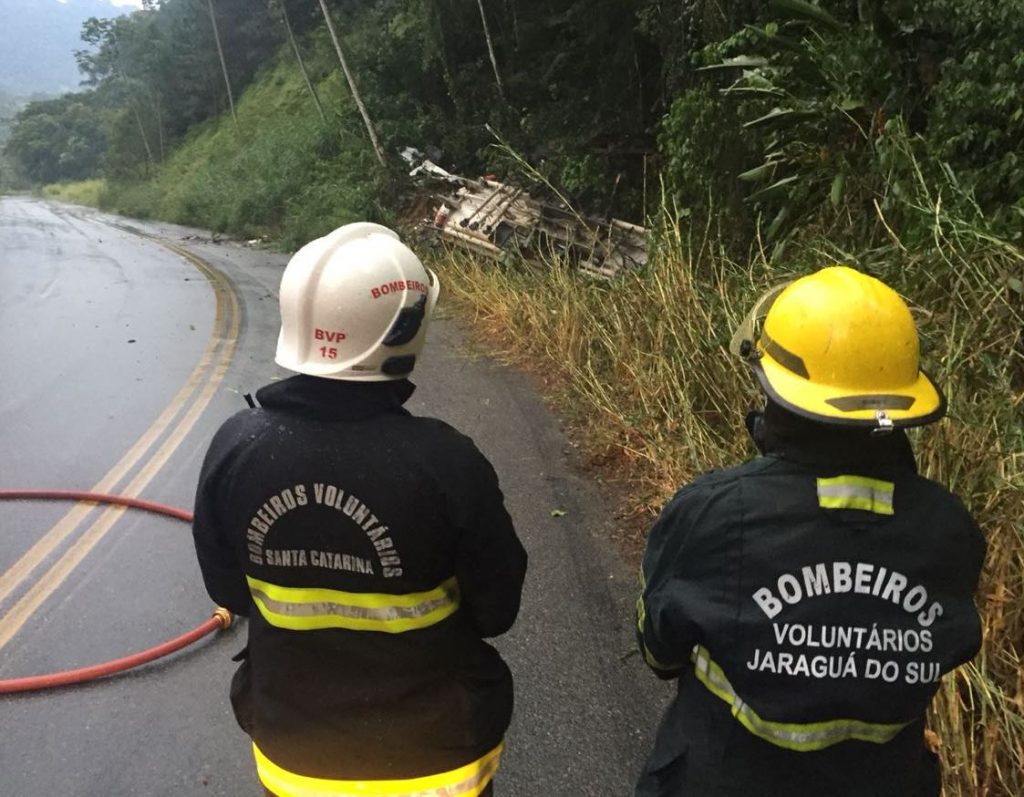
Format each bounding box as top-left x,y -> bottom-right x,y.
817,475 -> 895,516
691,646 -> 909,751
247,576 -> 460,632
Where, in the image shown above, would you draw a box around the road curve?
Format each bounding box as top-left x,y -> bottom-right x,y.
0,197 -> 668,796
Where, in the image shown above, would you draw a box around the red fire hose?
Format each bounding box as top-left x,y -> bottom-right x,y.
0,489 -> 233,695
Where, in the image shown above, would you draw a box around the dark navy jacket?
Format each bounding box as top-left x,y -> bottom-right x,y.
636,410 -> 984,796
193,375 -> 527,780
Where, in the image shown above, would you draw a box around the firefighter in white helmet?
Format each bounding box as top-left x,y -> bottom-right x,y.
635,266 -> 985,796
192,223 -> 527,797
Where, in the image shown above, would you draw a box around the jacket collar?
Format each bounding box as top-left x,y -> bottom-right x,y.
768,430 -> 918,473
748,402 -> 918,473
254,374 -> 415,421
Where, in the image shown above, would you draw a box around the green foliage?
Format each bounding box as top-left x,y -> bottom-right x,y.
440,172 -> 1024,797
657,0 -> 1024,248
659,87 -> 759,230
0,89 -> 28,147
3,93 -> 107,183
101,52 -> 387,244
41,178 -> 108,207
726,15 -> 899,244
916,0 -> 1024,231
7,0 -> 1020,235
5,3 -> 1019,794
77,0 -> 281,137
329,0 -> 659,217
3,0 -> 284,185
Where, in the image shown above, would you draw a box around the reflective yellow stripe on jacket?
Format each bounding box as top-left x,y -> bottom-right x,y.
246,575 -> 460,633
254,742 -> 502,797
636,568 -> 680,673
816,475 -> 895,516
691,646 -> 909,751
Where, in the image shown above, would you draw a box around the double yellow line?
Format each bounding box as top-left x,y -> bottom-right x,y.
0,236 -> 240,653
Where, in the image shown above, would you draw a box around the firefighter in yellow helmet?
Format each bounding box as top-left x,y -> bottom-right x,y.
635,266 -> 985,796
192,223 -> 527,797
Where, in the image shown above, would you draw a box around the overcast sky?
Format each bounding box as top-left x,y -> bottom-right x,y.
54,0 -> 142,6
1,0 -> 145,95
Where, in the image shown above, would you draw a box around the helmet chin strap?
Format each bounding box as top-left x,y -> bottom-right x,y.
745,410 -> 768,455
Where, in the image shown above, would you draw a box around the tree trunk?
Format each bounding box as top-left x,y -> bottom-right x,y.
430,0 -> 463,119
110,26 -> 154,164
129,103 -> 155,168
318,0 -> 387,166
476,0 -> 507,102
206,0 -> 237,125
276,0 -> 327,124
153,96 -> 165,161
506,0 -> 520,50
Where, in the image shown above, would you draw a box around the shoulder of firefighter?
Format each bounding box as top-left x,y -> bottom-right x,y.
191,377 -> 527,793
635,452 -> 985,795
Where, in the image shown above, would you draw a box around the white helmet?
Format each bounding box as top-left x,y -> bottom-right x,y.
275,222 -> 440,380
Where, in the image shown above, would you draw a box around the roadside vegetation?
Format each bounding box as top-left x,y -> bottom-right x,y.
2,1 -> 1021,793
440,187 -> 1023,796
95,54 -> 387,251
41,179 -> 106,207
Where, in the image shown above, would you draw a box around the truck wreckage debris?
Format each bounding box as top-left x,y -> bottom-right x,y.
405,151 -> 648,279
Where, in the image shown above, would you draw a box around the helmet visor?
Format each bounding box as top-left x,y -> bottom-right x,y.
729,281 -> 792,360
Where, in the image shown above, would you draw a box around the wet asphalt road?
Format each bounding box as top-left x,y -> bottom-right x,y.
0,196 -> 668,796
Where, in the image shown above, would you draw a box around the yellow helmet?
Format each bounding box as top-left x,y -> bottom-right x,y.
731,266 -> 945,429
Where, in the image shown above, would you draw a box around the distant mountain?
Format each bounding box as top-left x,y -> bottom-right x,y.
0,0 -> 138,97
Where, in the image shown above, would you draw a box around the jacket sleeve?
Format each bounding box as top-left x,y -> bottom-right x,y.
192,418 -> 252,617
447,438 -> 527,639
636,486 -> 705,679
946,494 -> 988,667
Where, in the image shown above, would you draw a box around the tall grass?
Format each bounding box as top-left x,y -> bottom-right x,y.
902,211 -> 1024,797
434,191 -> 1023,794
41,179 -> 107,208
433,214 -> 767,516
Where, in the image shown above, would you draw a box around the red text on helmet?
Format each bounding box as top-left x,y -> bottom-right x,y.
314,328 -> 347,342
371,279 -> 428,299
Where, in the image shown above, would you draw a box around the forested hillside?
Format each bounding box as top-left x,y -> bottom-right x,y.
3,2 -> 1022,794
4,0 -> 1023,243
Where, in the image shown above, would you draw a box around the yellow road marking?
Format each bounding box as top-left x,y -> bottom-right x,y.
0,238 -> 230,608
0,320 -> 223,608
0,233 -> 239,652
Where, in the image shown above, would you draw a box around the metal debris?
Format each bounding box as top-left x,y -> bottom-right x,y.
405,151 -> 648,279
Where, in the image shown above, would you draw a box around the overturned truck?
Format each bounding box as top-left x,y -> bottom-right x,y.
407,154 -> 648,279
